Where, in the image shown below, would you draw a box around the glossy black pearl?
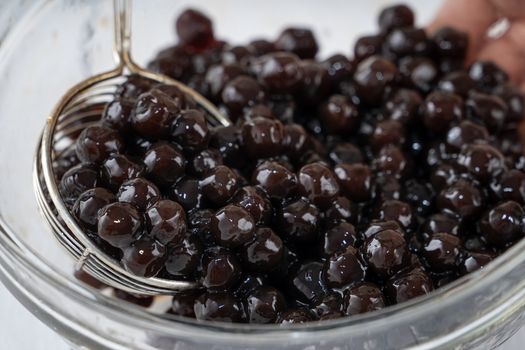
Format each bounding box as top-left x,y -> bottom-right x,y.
175,9 -> 214,49
320,221 -> 358,257
289,261 -> 326,302
310,292 -> 344,319
165,235 -> 202,276
362,220 -> 403,240
277,197 -> 320,243
479,201 -> 525,247
323,246 -> 365,288
458,251 -> 493,275
221,45 -> 251,65
494,83 -> 525,123
421,91 -> 463,133
297,162 -> 340,209
116,75 -> 156,100
278,308 -> 314,324
422,233 -> 461,272
274,27 -> 319,59
222,76 -> 264,113
457,143 -> 506,183
354,56 -> 397,106
245,286 -> 287,323
354,34 -> 384,62
248,39 -> 276,56
170,177 -> 203,211
319,94 -> 360,134
188,149 -> 223,177
73,188 -> 116,229
171,109 -> 210,151
194,292 -> 244,322
151,84 -> 196,110
377,200 -> 415,230
296,60 -> 332,105
235,275 -> 268,298
321,54 -> 354,86
343,282 -> 385,315
102,99 -> 134,134
204,64 -> 245,100
432,27 -> 468,59
378,4 -> 415,33
230,186 -> 272,225
362,229 -> 411,278
127,136 -> 153,157
245,103 -> 276,121
334,163 -> 373,202
398,57 -> 438,93
375,174 -> 402,201
200,165 -> 239,206
384,267 -> 433,303
100,154 -> 144,191
147,45 -> 193,81
403,179 -> 434,216
437,179 -> 483,219
59,164 -> 99,205
145,199 -> 186,245
144,142 -> 186,187
241,117 -> 285,158
54,148 -> 80,181
497,170 -> 525,204
121,237 -> 166,277
430,163 -> 459,191
75,125 -> 124,164
282,123 -> 309,157
97,202 -> 143,248
252,52 -> 303,94
466,92 -> 508,132
438,71 -> 475,98
422,213 -> 462,238
325,197 -> 359,225
131,90 -> 180,139
252,161 -> 298,200
202,248 -> 241,290
372,145 -> 410,178
240,227 -> 283,272
170,292 -> 197,317
117,177 -> 161,211
446,121 -> 489,151
469,60 -> 508,89
211,204 -> 255,247
384,28 -> 428,58
328,143 -> 363,165
384,88 -> 422,124
370,120 -> 406,151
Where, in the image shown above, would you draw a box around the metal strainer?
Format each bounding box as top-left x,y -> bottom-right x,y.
34,0 -> 231,295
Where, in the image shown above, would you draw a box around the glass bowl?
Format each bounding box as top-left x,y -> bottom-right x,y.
0,0 -> 524,349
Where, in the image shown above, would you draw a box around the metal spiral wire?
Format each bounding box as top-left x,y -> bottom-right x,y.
34,75 -> 207,295
33,0 -> 230,295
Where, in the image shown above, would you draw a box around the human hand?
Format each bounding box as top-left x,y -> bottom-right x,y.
428,0 -> 525,88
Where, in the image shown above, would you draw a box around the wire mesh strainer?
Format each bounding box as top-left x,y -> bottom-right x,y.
33,0 -> 231,295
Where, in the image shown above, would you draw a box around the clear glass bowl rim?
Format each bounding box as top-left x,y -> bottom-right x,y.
3,210 -> 525,347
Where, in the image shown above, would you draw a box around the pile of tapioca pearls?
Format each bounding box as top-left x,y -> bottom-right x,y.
61,4 -> 525,323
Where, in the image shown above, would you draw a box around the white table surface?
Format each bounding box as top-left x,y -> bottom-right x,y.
0,281 -> 522,349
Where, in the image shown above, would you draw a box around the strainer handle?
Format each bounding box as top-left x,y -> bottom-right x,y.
113,0 -> 133,68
